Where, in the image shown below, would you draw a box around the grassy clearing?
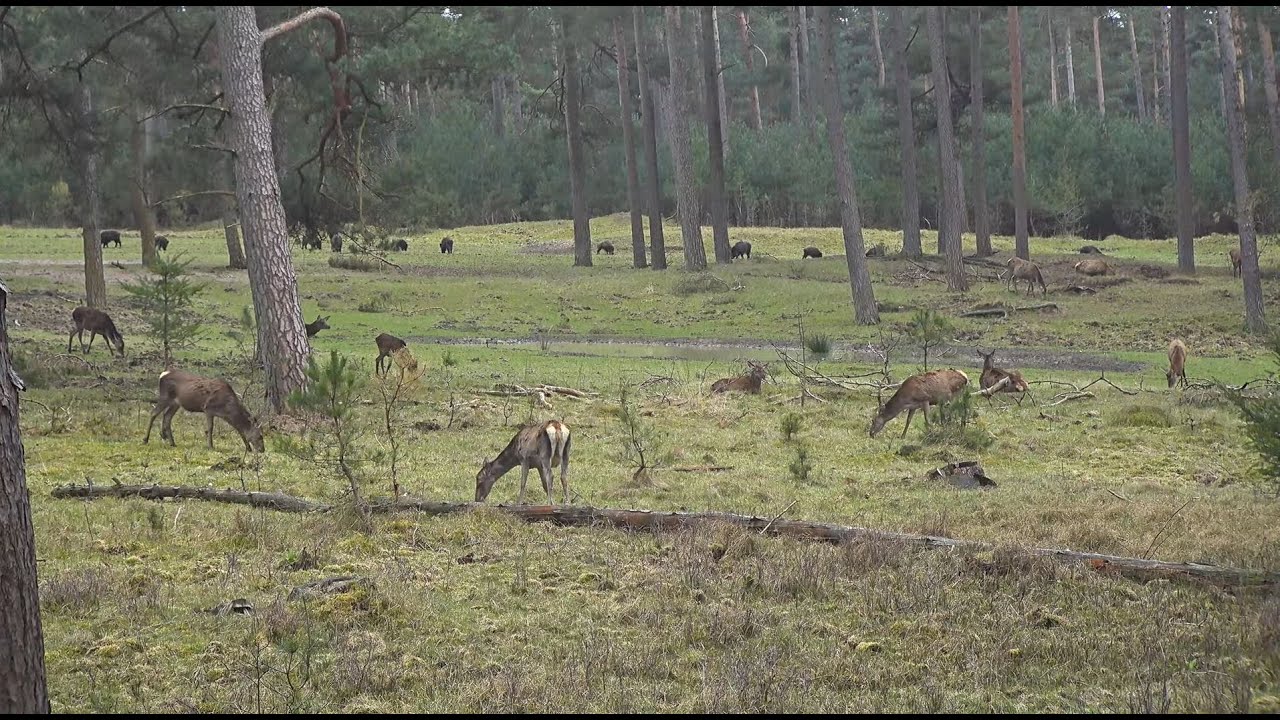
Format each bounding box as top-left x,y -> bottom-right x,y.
5,217 -> 1280,711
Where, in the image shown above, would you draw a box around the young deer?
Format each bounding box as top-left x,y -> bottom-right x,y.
374,332 -> 408,376
1167,338 -> 1188,389
1229,248 -> 1242,278
144,370 -> 265,452
475,420 -> 571,505
1004,257 -> 1047,296
305,315 -> 330,338
67,306 -> 125,357
978,349 -> 1029,400
869,369 -> 970,438
711,361 -> 768,394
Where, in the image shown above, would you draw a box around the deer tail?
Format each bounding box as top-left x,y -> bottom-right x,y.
545,422 -> 570,464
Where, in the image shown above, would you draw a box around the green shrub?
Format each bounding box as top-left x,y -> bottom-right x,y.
779,413 -> 803,442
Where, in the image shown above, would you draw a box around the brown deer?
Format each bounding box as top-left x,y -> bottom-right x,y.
978,349 -> 1029,400
374,332 -> 408,376
475,420 -> 571,505
1074,258 -> 1111,276
711,361 -> 768,394
1003,257 -> 1047,296
1166,338 -> 1188,389
305,315 -> 330,338
67,306 -> 125,357
869,369 -> 970,438
144,370 -> 265,452
1229,248 -> 1242,278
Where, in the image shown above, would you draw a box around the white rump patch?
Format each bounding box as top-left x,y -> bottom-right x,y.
159,370 -> 171,380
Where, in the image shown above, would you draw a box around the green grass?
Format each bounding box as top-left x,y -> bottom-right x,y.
6,216 -> 1280,711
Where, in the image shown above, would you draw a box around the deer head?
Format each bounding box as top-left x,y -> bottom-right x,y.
475,457 -> 500,502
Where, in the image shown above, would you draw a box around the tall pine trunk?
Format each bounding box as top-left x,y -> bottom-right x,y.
561,26 -> 593,267
130,118 -> 158,268
1093,15 -> 1105,116
663,6 -> 707,270
634,7 -> 667,270
1129,13 -> 1147,121
891,7 -> 922,258
1258,16 -> 1280,177
1064,18 -> 1077,107
1049,9 -> 1059,108
711,6 -> 729,160
815,5 -> 878,324
1163,8 -> 1174,116
1213,12 -> 1228,114
1170,5 -> 1194,273
737,9 -> 763,131
789,6 -> 802,122
1217,6 -> 1266,333
215,5 -> 312,413
871,7 -> 886,88
971,10 -> 991,256
73,84 -> 107,309
799,6 -> 813,124
615,18 -> 647,268
702,6 -> 731,264
0,284 -> 48,713
1009,6 -> 1030,261
926,7 -> 967,291
1154,7 -> 1169,123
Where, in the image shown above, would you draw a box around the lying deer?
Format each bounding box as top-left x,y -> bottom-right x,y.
374,332 -> 408,376
711,361 -> 768,394
869,368 -> 969,438
305,315 -> 330,338
144,370 -> 265,452
1074,258 -> 1110,276
67,306 -> 125,357
1167,338 -> 1188,389
978,349 -> 1029,401
1003,257 -> 1047,296
1229,248 -> 1242,278
475,420 -> 571,505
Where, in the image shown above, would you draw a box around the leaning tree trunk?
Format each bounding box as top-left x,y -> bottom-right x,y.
789,6 -> 802,122
1093,14 -> 1105,116
634,6 -> 667,270
926,7 -> 967,292
219,151 -> 247,270
971,10 -> 991,257
871,7 -> 886,88
1009,6 -> 1030,261
702,6 -> 731,264
737,9 -> 763,131
815,5 -> 878,325
130,118 -> 158,268
0,283 -> 49,713
891,6 -> 922,258
561,28 -> 593,268
711,6 -> 730,161
615,18 -> 647,269
1170,5 -> 1194,273
1217,5 -> 1266,333
1128,12 -> 1147,121
1064,18 -> 1077,107
215,6 -> 315,412
1257,16 -> 1280,177
663,6 -> 707,271
1049,8 -> 1059,108
73,84 -> 107,309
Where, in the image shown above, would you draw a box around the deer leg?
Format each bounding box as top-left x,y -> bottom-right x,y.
144,402 -> 167,444
901,409 -> 915,438
205,413 -> 215,449
517,463 -> 530,505
67,326 -> 77,353
538,461 -> 554,506
162,406 -> 179,446
85,331 -> 96,353
559,443 -> 571,505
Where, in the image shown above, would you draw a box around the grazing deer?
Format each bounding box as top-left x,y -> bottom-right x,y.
100,230 -> 121,248
978,349 -> 1029,401
67,306 -> 125,357
869,369 -> 970,438
144,370 -> 265,452
440,236 -> 454,254
1229,248 -> 1242,278
802,246 -> 823,259
475,420 -> 571,505
1167,338 -> 1188,389
155,235 -> 169,251
711,361 -> 768,394
305,315 -> 330,338
731,241 -> 752,260
1074,258 -> 1110,276
596,241 -> 616,255
374,332 -> 408,376
1003,257 -> 1047,296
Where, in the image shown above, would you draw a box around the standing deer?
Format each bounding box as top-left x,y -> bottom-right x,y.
1004,257 -> 1047,296
978,349 -> 1029,401
144,370 -> 265,452
374,333 -> 408,376
1229,248 -> 1242,278
869,369 -> 970,438
67,306 -> 125,357
305,315 -> 330,338
1167,338 -> 1188,389
475,420 -> 571,505
711,361 -> 768,394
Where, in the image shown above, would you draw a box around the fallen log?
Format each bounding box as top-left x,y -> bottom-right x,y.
49,483 -> 1280,588
959,307 -> 1008,319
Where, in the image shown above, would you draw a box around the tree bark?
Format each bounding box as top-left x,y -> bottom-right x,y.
1009,6 -> 1030,261
219,151 -> 247,270
711,6 -> 730,160
73,84 -> 107,309
491,75 -> 505,138
799,6 -> 813,124
561,25 -> 593,268
215,6 -> 314,412
971,10 -> 991,257
1163,7 -> 1174,117
1213,12 -> 1227,114
1258,16 -> 1280,178
1093,14 -> 1105,116
663,6 -> 707,271
1064,16 -> 1077,107
615,18 -> 647,269
926,8 -> 967,291
1217,6 -> 1267,333
815,5 -> 879,325
1232,10 -> 1247,115
1049,8 -> 1059,108
130,118 -> 158,269
1128,13 -> 1147,121
871,7 -> 886,88
634,7 -> 667,270
1170,6 -> 1194,274
1154,7 -> 1169,123
891,7 -> 922,258
789,6 -> 802,122
702,6 -> 731,264
737,9 -> 763,131
0,284 -> 49,713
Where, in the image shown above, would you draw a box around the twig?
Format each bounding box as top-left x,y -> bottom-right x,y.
1104,488 -> 1132,503
1142,497 -> 1194,560
760,499 -> 798,535
1043,391 -> 1094,407
672,465 -> 735,473
1079,373 -> 1137,396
